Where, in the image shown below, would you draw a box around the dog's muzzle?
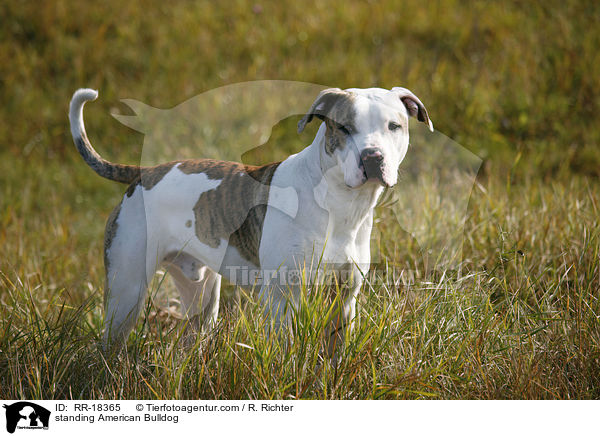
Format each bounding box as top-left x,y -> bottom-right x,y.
359,148 -> 388,186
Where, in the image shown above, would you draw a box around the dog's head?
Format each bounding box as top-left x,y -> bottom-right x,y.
298,87 -> 433,188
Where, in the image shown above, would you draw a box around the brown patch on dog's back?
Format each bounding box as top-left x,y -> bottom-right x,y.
178,159 -> 235,179
125,162 -> 180,197
178,159 -> 281,267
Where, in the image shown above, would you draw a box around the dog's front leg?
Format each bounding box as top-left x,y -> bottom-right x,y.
324,263 -> 363,360
258,279 -> 300,334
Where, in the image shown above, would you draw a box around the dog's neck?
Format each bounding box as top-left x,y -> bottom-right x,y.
301,125 -> 384,240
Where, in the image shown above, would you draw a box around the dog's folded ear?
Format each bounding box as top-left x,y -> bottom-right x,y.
392,87 -> 434,132
298,88 -> 349,133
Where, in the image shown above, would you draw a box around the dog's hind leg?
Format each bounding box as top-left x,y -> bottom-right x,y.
165,255 -> 221,333
258,279 -> 300,333
103,260 -> 153,351
102,189 -> 158,351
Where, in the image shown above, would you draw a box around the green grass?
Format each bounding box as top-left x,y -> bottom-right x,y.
1,0 -> 599,399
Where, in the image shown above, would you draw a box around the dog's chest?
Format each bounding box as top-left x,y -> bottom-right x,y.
259,163 -> 374,269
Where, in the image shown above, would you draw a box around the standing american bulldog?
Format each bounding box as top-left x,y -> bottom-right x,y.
69,86 -> 432,352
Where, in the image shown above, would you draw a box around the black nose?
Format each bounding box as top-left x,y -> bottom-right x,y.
360,148 -> 385,184
360,148 -> 383,163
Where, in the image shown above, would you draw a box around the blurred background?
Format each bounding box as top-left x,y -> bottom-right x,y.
1,0 -> 598,171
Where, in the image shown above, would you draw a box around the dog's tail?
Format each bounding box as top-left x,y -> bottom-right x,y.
69,89 -> 140,184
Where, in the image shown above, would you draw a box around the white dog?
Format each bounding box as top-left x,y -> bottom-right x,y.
69,86 -> 432,352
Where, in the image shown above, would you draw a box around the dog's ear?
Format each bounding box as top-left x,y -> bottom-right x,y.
392,87 -> 434,132
298,88 -> 349,133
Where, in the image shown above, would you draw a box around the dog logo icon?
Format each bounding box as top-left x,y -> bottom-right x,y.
2,402 -> 50,433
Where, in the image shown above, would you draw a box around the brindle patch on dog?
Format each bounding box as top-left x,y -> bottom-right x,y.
177,159 -> 281,267
124,162 -> 180,197
103,199 -> 122,299
323,117 -> 349,155
122,159 -> 218,198
298,88 -> 356,155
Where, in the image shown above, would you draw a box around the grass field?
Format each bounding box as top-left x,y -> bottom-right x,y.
1,1 -> 599,399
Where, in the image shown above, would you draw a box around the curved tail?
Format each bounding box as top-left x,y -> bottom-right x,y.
69,88 -> 141,184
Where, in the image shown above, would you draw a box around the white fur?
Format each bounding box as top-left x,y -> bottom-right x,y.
69,88 -> 98,141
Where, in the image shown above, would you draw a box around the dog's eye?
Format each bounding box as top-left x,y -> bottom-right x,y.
338,124 -> 352,135
388,122 -> 402,132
